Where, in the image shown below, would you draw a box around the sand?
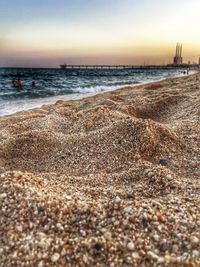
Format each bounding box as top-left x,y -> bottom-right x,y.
0,73 -> 199,267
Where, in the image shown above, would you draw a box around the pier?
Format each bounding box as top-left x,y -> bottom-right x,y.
59,64 -> 190,70
60,44 -> 200,70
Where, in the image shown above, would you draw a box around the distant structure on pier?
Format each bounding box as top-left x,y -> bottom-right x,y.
60,64 -> 67,69
173,43 -> 183,65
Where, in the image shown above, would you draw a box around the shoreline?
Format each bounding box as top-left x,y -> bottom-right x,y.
0,71 -> 199,266
0,69 -> 191,117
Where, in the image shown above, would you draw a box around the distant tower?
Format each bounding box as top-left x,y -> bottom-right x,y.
173,43 -> 183,65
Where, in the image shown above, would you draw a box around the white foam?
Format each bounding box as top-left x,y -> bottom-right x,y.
0,84 -> 130,116
72,84 -> 125,93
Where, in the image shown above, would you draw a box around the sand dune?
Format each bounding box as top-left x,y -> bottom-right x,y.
0,73 -> 199,266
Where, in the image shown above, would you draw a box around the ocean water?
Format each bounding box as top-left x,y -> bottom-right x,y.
0,68 -> 183,116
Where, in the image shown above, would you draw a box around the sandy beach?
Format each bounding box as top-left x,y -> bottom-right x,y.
0,73 -> 199,266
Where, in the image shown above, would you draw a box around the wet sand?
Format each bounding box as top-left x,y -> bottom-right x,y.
0,73 -> 199,266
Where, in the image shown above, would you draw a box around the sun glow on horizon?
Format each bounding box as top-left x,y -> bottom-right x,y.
0,0 -> 200,67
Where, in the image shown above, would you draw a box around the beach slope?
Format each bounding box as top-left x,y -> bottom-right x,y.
0,73 -> 199,266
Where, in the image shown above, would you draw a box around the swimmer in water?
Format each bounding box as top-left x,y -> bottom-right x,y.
31,81 -> 36,87
14,79 -> 23,88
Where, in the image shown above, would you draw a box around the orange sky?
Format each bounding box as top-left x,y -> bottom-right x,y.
0,0 -> 200,67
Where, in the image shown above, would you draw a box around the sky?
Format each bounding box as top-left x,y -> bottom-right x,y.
0,0 -> 200,67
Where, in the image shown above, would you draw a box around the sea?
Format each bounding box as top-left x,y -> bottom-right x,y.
0,68 -> 183,116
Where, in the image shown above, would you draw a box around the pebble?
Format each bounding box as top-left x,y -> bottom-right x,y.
114,196 -> 122,204
83,254 -> 89,264
16,225 -> 23,232
80,230 -> 86,237
157,257 -> 165,264
0,193 -> 7,198
192,250 -> 200,257
51,253 -> 60,263
56,223 -> 64,231
172,244 -> 179,253
139,249 -> 146,256
157,214 -> 166,223
165,174 -> 173,181
13,171 -> 23,178
147,172 -> 154,178
65,195 -> 72,200
190,161 -> 197,168
38,261 -> 44,267
153,234 -> 160,242
61,248 -> 67,257
147,251 -> 159,260
159,159 -> 169,166
127,242 -> 135,251
104,231 -> 112,240
123,207 -> 133,214
190,236 -> 199,246
132,252 -> 140,259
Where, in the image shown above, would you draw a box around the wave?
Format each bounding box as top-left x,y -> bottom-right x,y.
0,84 -> 132,116
0,83 -> 138,100
0,68 -> 184,116
72,83 -> 136,94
